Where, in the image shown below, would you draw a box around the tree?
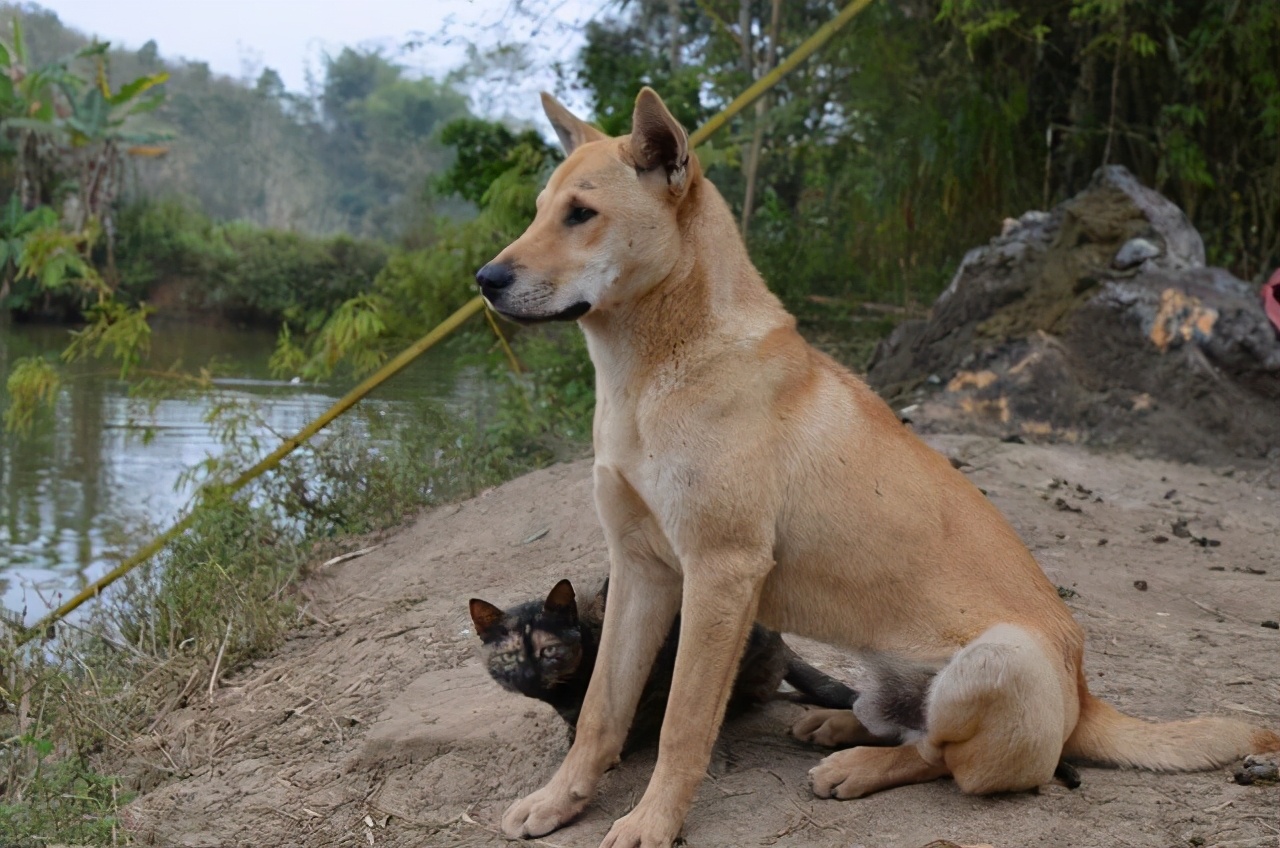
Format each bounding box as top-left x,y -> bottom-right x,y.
0,17 -> 73,210
49,42 -> 170,274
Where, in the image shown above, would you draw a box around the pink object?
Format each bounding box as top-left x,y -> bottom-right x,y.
1266,268 -> 1280,337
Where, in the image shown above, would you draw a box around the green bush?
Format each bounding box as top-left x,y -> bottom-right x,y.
0,735 -> 126,847
113,198 -> 390,325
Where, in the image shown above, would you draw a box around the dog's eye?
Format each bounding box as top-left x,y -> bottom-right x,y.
565,206 -> 597,226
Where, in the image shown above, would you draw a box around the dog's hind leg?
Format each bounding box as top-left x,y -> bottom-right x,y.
921,623 -> 1071,795
807,624 -> 1074,800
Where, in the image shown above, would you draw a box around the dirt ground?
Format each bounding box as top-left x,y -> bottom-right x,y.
119,435 -> 1280,848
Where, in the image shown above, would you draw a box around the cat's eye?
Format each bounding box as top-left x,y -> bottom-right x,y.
565,206 -> 597,226
539,645 -> 563,659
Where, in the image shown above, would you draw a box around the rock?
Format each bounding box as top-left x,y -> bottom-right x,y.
1113,237 -> 1161,269
867,165 -> 1280,465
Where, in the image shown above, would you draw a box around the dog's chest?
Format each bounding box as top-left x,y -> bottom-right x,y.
593,456 -> 683,570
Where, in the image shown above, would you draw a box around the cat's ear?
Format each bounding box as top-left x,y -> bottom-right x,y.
544,579 -> 577,615
469,598 -> 504,640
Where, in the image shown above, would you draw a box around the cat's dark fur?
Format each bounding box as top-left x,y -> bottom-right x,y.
469,577 -> 856,750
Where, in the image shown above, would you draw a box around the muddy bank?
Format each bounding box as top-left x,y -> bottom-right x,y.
118,437 -> 1280,847
868,166 -> 1280,468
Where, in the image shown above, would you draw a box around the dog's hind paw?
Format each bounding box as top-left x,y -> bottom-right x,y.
793,708 -> 873,747
810,745 -> 947,799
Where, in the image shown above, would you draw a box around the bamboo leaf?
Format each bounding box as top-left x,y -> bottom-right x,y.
11,17 -> 26,65
3,356 -> 61,435
106,71 -> 170,106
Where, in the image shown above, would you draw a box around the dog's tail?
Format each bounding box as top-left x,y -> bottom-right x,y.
782,649 -> 857,710
1063,691 -> 1280,771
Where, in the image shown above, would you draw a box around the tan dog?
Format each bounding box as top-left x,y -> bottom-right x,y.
475,88 -> 1280,848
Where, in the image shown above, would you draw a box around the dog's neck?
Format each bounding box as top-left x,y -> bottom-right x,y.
578,177 -> 789,404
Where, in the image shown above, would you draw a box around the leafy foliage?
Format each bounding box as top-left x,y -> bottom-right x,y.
113,197 -> 390,326
934,0 -> 1280,278
0,734 -> 126,846
564,0 -> 1280,309
275,117 -> 558,381
0,194 -> 57,304
2,354 -> 58,433
436,117 -> 560,205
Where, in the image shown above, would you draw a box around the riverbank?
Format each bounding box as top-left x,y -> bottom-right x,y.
118,434 -> 1280,848
0,320 -> 488,625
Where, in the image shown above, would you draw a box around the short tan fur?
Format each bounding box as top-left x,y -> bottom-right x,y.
475,88 -> 1280,848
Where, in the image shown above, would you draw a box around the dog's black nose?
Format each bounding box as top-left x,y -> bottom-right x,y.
475,262 -> 515,295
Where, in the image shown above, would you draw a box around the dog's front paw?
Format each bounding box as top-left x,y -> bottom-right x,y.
502,783 -> 588,838
809,748 -> 878,800
793,708 -> 866,747
599,805 -> 681,848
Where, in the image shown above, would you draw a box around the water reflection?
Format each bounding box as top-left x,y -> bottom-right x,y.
0,320 -> 478,624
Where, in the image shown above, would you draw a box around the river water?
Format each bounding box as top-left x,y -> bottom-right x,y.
0,320 -> 484,626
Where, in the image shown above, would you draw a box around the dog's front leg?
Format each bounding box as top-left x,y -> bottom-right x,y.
601,551 -> 770,848
502,529 -> 681,839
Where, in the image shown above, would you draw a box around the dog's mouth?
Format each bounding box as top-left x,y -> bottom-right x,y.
488,300 -> 592,324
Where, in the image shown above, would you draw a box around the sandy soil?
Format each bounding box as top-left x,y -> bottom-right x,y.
119,435 -> 1280,848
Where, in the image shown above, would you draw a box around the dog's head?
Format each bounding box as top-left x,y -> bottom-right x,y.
475,88 -> 699,323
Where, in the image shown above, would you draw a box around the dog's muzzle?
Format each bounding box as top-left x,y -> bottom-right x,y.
474,262 -> 591,322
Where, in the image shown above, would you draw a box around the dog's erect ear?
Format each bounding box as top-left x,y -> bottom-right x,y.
469,598 -> 504,641
630,87 -> 690,195
543,579 -> 577,616
541,92 -> 606,155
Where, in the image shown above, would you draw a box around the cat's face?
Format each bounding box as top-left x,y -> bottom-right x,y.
469,579 -> 586,698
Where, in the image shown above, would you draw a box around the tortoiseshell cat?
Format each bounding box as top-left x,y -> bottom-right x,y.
469,577 -> 856,749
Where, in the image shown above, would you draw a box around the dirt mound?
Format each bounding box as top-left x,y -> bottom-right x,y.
118,440 -> 1280,847
868,166 -> 1280,467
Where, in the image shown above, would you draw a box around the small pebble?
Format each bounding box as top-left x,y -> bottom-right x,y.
1133,580 -> 1148,591
1262,621 -> 1279,630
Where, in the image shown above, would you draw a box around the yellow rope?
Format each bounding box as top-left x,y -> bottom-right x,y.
15,0 -> 876,645
688,0 -> 875,148
485,306 -> 523,373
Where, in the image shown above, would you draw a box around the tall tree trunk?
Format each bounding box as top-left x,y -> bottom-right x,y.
667,0 -> 680,71
740,0 -> 781,236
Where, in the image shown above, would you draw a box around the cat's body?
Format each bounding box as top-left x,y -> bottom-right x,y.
469,578 -> 855,749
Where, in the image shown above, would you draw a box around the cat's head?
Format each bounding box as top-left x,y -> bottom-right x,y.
468,579 -> 586,697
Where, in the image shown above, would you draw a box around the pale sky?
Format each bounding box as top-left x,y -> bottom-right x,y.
31,0 -> 602,122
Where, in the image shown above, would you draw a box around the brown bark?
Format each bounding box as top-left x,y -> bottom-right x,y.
740,0 -> 781,236
668,0 -> 680,70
